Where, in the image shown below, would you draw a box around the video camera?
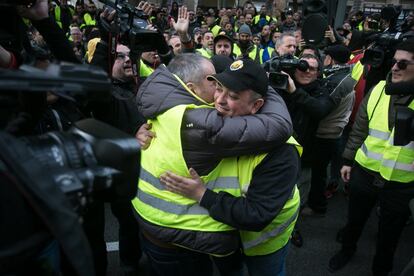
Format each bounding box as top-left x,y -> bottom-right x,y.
263,55 -> 309,90
385,85 -> 414,146
361,32 -> 404,68
0,63 -> 140,275
99,0 -> 161,53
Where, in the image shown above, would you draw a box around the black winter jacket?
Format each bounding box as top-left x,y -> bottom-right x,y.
281,79 -> 336,165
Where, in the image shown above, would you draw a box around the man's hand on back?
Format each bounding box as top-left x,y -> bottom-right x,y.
135,123 -> 156,149
160,168 -> 207,202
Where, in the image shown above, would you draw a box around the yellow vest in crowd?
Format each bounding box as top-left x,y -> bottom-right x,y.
132,104 -> 241,241
196,47 -> 213,59
355,81 -> 414,183
238,137 -> 302,256
233,44 -> 269,64
210,25 -> 221,37
139,60 -> 154,77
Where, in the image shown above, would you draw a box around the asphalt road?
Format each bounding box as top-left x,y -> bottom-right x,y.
104,190 -> 414,276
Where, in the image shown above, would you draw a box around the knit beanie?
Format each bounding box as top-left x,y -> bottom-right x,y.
239,24 -> 252,36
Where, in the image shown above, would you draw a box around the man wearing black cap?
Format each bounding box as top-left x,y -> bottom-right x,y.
213,31 -> 234,59
135,55 -> 294,275
302,45 -> 356,215
158,59 -> 301,276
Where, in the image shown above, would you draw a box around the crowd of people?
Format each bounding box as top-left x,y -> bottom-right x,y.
1,0 -> 414,276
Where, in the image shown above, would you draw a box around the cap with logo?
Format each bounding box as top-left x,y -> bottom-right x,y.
207,59 -> 269,96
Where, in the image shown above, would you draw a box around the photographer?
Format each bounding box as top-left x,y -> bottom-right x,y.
329,39 -> 414,275
280,54 -> 337,246
306,45 -> 356,214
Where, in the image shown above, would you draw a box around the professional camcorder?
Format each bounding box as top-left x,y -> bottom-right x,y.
0,63 -> 140,275
361,32 -> 404,68
385,84 -> 414,146
99,0 -> 162,53
263,55 -> 309,90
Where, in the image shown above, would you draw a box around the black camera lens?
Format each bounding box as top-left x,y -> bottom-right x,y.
297,60 -> 310,72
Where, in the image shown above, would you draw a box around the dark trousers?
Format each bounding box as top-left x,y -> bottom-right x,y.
82,200 -> 107,276
82,200 -> 142,276
341,164 -> 414,274
141,235 -> 243,276
308,138 -> 339,212
110,200 -> 142,268
329,126 -> 351,184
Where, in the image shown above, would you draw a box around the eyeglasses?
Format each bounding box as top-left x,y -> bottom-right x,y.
391,59 -> 414,70
301,66 -> 318,73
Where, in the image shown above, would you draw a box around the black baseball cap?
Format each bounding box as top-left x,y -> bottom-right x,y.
325,45 -> 351,64
207,59 -> 269,96
214,31 -> 233,44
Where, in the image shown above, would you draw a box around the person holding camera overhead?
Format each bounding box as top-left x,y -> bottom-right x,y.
329,38 -> 414,276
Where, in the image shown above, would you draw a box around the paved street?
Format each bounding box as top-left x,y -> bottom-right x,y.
105,190 -> 414,276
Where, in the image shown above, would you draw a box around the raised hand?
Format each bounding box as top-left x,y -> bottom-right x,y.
172,6 -> 189,35
135,123 -> 156,150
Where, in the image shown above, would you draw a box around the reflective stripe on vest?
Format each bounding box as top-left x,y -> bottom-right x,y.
355,81 -> 414,182
242,201 -> 299,251
238,138 -> 301,256
196,48 -> 213,58
132,104 -> 241,233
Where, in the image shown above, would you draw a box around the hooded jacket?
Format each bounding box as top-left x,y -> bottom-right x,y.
137,64 -> 293,175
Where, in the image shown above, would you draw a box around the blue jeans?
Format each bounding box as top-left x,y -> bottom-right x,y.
244,243 -> 289,276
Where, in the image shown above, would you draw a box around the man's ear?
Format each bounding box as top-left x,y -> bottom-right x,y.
186,82 -> 195,91
251,98 -> 264,114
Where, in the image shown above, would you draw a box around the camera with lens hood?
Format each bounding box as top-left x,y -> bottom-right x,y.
262,55 -> 309,90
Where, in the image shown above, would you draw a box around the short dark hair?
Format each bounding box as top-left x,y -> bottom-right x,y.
395,38 -> 414,57
300,53 -> 322,72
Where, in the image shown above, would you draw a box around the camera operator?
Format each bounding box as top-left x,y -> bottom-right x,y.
280,54 -> 337,245
305,45 -> 356,214
329,38 -> 414,275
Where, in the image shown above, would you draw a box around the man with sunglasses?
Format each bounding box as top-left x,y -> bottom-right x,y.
303,45 -> 356,215
281,54 -> 338,246
329,39 -> 414,275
